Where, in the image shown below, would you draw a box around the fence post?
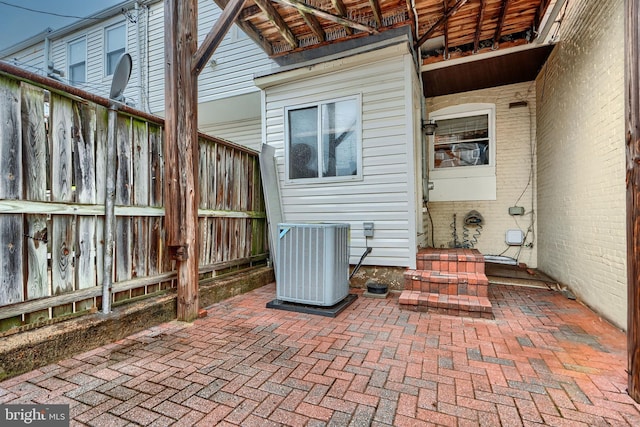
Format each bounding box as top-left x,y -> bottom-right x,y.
102,105 -> 118,314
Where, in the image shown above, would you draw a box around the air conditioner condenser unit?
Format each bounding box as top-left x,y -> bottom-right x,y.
276,223 -> 350,306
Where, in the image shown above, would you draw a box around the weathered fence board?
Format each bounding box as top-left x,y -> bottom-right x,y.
0,76 -> 23,307
0,64 -> 268,330
116,115 -> 133,283
148,124 -> 165,275
73,103 -> 98,295
21,84 -> 48,300
132,119 -> 149,279
50,94 -> 75,296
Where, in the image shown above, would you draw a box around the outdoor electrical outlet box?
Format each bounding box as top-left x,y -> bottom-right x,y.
363,222 -> 374,237
509,206 -> 525,216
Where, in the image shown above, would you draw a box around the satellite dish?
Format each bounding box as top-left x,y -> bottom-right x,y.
109,53 -> 132,102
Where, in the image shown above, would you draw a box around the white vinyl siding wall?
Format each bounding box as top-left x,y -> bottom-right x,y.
199,118 -> 262,152
1,45 -> 46,75
258,43 -> 420,268
147,0 -> 275,114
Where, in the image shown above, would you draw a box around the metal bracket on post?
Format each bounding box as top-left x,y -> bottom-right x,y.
169,244 -> 189,261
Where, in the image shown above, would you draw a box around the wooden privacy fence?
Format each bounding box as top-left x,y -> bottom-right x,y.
0,62 -> 268,332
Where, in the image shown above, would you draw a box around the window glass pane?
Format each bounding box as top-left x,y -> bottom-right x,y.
322,99 -> 357,177
107,48 -> 125,75
107,25 -> 126,49
288,107 -> 318,179
433,114 -> 489,169
106,25 -> 126,75
434,142 -> 488,168
434,115 -> 488,144
69,39 -> 85,64
69,63 -> 85,85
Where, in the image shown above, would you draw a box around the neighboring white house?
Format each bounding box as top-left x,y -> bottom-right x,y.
0,0 -> 276,151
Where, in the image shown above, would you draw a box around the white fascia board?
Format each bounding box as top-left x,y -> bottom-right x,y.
255,36 -> 412,89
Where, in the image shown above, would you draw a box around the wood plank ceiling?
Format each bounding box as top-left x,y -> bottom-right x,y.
213,0 -> 552,64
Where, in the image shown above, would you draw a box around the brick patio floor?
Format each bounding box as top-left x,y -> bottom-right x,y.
2,283 -> 640,426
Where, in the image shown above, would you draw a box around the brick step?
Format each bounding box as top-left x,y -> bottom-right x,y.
398,290 -> 494,319
404,270 -> 489,297
417,248 -> 485,274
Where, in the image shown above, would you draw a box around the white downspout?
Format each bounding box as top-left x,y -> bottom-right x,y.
44,36 -> 50,77
145,4 -> 152,112
135,2 -> 145,111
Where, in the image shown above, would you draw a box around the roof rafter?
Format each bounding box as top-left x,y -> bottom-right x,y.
299,11 -> 326,42
212,0 -> 274,55
194,0 -> 246,75
492,0 -> 510,49
415,0 -> 468,49
369,0 -> 383,28
331,0 -> 353,35
473,0 -> 486,53
254,0 -> 298,49
443,0 -> 449,59
271,0 -> 378,35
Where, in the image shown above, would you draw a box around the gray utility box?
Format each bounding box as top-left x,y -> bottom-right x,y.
276,223 -> 350,306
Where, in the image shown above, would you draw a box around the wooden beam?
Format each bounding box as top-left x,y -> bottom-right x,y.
473,0 -> 486,53
369,0 -> 383,28
415,0 -> 468,49
164,0 -> 200,322
193,0 -> 246,75
299,10 -> 326,42
217,0 -> 275,55
492,0 -> 509,49
253,0 -> 298,49
443,0 -> 449,59
273,0 -> 378,35
626,0 -> 640,404
331,0 -> 353,35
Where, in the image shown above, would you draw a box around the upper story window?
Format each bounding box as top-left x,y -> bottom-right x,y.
285,96 -> 362,183
428,104 -> 496,201
68,37 -> 86,85
106,23 -> 126,76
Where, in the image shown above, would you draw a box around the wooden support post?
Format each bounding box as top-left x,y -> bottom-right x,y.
165,0 -> 200,321
627,0 -> 640,403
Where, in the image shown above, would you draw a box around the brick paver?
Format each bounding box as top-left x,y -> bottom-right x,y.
2,283 -> 640,426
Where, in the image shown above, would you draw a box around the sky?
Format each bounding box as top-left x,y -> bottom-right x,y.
0,1 -> 122,51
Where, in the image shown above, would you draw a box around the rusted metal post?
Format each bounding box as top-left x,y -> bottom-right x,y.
626,0 -> 640,403
164,0 -> 200,321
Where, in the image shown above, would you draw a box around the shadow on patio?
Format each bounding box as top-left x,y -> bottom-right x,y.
1,282 -> 639,426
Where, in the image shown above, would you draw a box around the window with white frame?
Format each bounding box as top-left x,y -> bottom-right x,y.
428,104 -> 496,201
105,23 -> 126,76
285,96 -> 361,182
433,114 -> 489,169
68,37 -> 86,85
